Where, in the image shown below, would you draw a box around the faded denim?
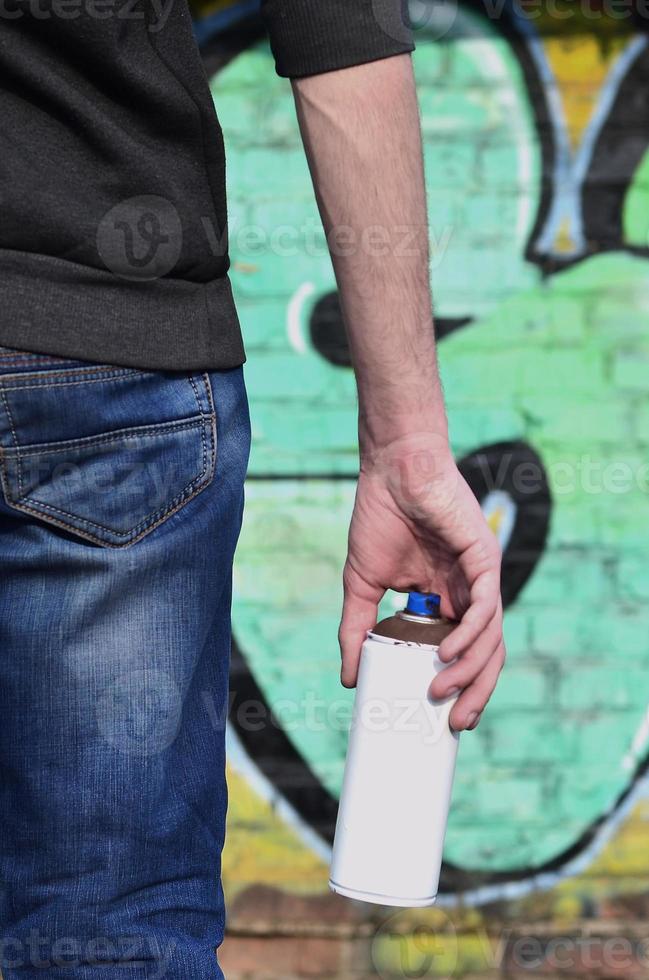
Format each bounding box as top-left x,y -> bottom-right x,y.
0,347 -> 250,978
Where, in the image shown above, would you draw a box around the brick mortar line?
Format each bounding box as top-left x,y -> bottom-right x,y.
226,923 -> 377,939
225,919 -> 649,940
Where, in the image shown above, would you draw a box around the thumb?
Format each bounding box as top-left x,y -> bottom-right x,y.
338,566 -> 383,688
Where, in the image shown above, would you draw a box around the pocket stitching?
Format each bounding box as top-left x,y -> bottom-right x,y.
0,370 -> 149,391
0,372 -> 218,547
5,416 -> 207,458
4,419 -> 213,539
188,373 -> 208,483
1,468 -> 214,548
0,387 -> 23,495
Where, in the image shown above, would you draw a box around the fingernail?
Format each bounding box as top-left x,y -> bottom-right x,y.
466,711 -> 478,729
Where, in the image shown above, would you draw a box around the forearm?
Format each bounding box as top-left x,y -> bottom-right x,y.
292,53 -> 448,457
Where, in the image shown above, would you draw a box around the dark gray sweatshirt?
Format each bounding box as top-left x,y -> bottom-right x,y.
0,0 -> 413,368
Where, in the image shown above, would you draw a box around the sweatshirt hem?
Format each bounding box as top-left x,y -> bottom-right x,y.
0,249 -> 245,371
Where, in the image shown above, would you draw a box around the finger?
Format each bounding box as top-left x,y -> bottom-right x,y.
339,567 -> 382,688
439,574 -> 469,623
429,609 -> 502,700
438,572 -> 501,662
449,639 -> 506,731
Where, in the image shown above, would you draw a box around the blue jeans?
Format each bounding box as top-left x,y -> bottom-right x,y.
0,347 -> 250,978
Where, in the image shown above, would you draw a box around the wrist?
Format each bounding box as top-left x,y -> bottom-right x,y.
356,366 -> 448,452
359,428 -> 454,474
358,411 -> 450,462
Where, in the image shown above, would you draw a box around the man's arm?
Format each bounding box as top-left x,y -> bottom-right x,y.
292,55 -> 505,731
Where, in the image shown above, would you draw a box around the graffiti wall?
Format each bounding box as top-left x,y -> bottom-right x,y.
195,0 -> 649,974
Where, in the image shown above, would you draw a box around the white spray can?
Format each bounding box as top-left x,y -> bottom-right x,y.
329,591 -> 460,907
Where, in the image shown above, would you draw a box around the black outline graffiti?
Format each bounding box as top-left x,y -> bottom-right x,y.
199,0 -> 649,891
582,42 -> 649,255
458,440 -> 552,606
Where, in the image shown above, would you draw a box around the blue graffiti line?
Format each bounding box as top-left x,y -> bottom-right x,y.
536,34 -> 647,257
193,0 -> 261,45
506,0 -> 648,257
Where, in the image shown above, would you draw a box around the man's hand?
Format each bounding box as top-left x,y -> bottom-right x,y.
292,54 -> 505,729
339,432 -> 505,732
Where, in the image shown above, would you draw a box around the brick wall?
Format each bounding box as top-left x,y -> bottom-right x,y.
195,2 -> 649,975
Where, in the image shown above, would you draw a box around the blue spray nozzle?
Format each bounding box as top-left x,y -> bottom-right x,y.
405,591 -> 441,617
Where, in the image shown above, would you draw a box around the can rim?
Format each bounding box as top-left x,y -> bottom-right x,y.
366,630 -> 443,654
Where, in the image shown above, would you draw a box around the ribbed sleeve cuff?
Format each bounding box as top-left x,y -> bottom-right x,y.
261,0 -> 414,79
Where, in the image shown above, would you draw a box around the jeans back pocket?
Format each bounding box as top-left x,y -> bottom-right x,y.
0,361 -> 216,548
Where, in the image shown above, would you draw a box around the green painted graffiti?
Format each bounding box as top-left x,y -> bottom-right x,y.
206,2 -> 649,884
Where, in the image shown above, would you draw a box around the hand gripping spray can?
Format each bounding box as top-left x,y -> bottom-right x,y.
329,592 -> 460,907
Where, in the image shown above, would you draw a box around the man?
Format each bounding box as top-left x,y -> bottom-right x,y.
0,0 -> 504,976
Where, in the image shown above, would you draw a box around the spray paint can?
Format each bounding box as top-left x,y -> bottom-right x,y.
329,591 -> 460,907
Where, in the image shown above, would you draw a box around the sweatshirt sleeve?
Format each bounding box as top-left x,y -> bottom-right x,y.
260,0 -> 414,79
